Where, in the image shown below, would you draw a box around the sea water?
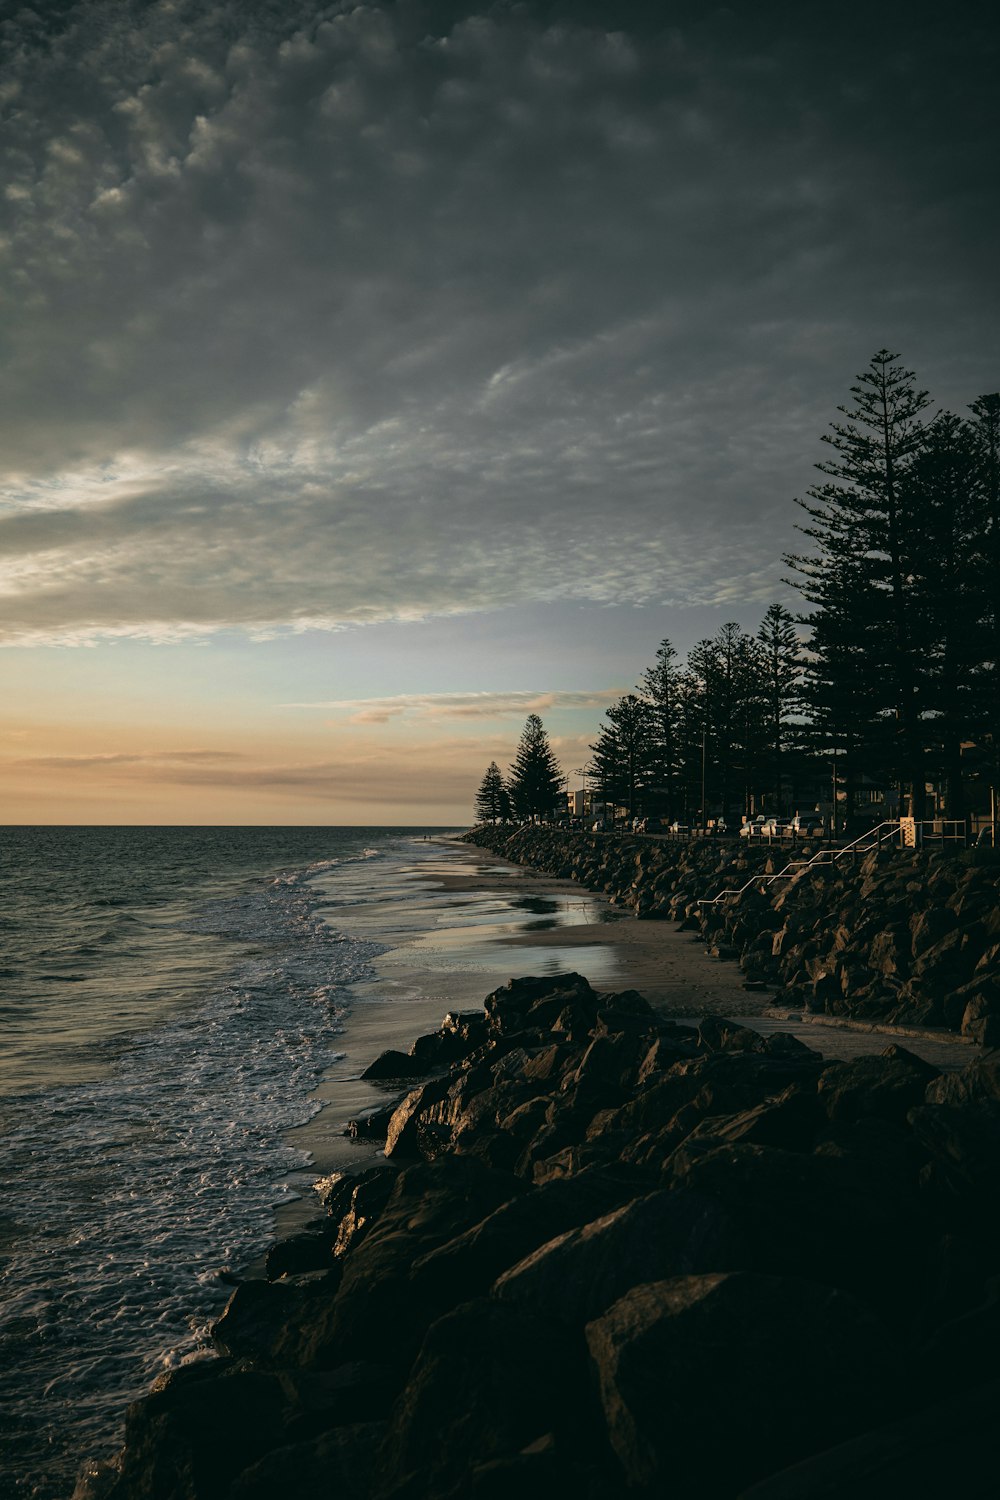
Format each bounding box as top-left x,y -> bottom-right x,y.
0,826 -> 456,1498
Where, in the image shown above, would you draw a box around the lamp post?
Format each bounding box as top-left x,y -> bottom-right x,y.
700,727 -> 707,835
572,766 -> 589,823
830,749 -> 838,841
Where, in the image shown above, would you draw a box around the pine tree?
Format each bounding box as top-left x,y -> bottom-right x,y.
508,714 -> 564,820
688,623 -> 766,823
588,694 -> 658,821
757,603 -> 804,814
901,413 -> 985,818
475,761 -> 510,825
786,351 -> 934,818
674,667 -> 708,823
969,392 -> 1000,837
638,639 -> 681,818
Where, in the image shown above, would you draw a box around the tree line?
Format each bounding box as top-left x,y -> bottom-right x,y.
475,351 -> 999,830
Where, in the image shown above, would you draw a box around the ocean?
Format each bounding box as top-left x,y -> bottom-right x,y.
0,826 -> 461,1498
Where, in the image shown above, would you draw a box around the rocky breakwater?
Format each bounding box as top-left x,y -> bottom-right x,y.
81,973 -> 1000,1499
463,826 -> 1000,1042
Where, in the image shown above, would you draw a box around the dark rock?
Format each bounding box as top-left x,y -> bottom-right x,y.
907,1102 -> 1000,1207
483,974 -> 597,1037
296,1157 -> 523,1368
816,1049 -> 939,1125
911,926 -> 984,989
210,1272 -> 340,1362
409,1166 -> 638,1307
681,1084 -> 822,1153
571,1031 -> 648,1097
347,1102 -> 398,1140
408,1011 -> 489,1068
959,986 -> 1000,1045
924,1051 -> 1000,1108
662,1141 -> 922,1304
384,1076 -> 453,1158
332,1167 -> 399,1257
361,1049 -> 433,1082
106,1362 -> 288,1500
265,1220 -> 339,1280
909,905 -> 958,957
230,1421 -> 387,1500
433,1431 -> 613,1500
372,1299 -> 595,1499
314,1170 -> 357,1215
275,1365 -> 398,1440
697,1016 -> 767,1053
493,1189 -> 737,1324
738,1380 -> 1000,1498
586,1272 -> 904,1495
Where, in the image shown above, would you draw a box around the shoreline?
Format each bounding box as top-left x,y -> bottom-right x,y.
275,832 -> 976,1240
273,835 -> 640,1233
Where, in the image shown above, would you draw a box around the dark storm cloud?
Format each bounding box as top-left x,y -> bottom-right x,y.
0,0 -> 996,642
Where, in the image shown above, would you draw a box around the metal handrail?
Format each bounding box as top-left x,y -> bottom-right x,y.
697,820 -> 901,908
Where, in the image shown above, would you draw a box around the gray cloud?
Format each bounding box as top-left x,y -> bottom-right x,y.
282,688 -> 622,721
14,749 -> 243,767
0,1 -> 995,644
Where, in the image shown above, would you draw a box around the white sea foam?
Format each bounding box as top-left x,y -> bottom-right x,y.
0,832 -> 411,1498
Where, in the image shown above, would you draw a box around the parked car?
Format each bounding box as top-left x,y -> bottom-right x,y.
669,821 -> 689,834
759,818 -> 785,838
740,815 -> 768,839
791,814 -> 825,836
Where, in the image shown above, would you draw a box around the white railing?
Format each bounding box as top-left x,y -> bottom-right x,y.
698,820 -> 902,909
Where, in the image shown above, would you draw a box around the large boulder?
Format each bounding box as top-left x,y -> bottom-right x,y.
586,1272 -> 903,1495
294,1157 -> 523,1368
493,1189 -> 738,1325
738,1379 -> 1000,1498
211,1272 -> 340,1363
662,1141 -> 922,1306
816,1046 -> 939,1125
410,1166 -> 638,1306
372,1300 -> 601,1499
229,1422 -> 386,1500
101,1363 -> 289,1500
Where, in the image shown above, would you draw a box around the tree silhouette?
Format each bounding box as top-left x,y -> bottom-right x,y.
786,350 -> 934,818
508,714 -> 564,820
757,603 -> 804,814
638,639 -> 682,817
475,761 -> 511,825
589,694 -> 658,820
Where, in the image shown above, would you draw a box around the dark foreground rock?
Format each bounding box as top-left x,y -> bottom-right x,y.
78,973 -> 1000,1500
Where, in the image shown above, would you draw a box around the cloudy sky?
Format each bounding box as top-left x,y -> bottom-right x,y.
1,0 -> 997,822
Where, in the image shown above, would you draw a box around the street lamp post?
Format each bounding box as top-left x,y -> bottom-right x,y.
830,749 -> 838,841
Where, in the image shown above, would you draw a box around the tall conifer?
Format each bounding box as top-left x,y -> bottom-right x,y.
757,603 -> 804,814
589,695 -> 657,820
475,761 -> 510,825
638,639 -> 682,817
508,714 -> 563,820
786,350 -> 933,817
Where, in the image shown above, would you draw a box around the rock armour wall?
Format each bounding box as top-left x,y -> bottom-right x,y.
463,826 -> 1000,1044
80,971 -> 1000,1499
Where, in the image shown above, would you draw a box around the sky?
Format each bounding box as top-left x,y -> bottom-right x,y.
1,0 -> 997,824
